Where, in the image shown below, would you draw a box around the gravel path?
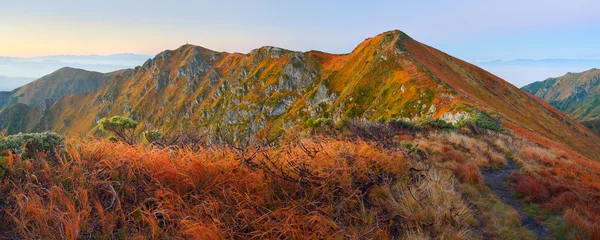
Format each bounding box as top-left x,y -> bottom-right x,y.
482,159 -> 551,239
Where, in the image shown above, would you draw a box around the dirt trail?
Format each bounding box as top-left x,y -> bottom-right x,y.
482,159 -> 551,240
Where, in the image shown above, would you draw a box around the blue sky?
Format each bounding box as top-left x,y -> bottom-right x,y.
1,0 -> 598,60
0,0 -> 599,87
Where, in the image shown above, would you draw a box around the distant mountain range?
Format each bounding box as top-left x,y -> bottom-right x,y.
0,54 -> 150,90
474,59 -> 600,88
0,75 -> 35,92
0,30 -> 598,161
522,68 -> 600,135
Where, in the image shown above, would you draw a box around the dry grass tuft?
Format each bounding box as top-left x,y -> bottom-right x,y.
453,163 -> 482,185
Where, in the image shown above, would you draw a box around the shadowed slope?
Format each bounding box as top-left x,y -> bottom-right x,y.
523,69 -> 600,135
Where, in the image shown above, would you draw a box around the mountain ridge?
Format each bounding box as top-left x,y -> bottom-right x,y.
2,30 -> 600,161
522,68 -> 600,135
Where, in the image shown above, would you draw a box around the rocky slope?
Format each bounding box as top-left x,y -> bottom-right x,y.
2,30 -> 600,160
522,69 -> 600,135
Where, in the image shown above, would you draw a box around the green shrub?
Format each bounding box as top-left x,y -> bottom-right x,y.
98,116 -> 138,145
455,109 -> 500,131
142,130 -> 164,144
305,118 -> 334,128
400,141 -> 422,154
0,132 -> 65,158
375,116 -> 387,123
419,118 -> 455,130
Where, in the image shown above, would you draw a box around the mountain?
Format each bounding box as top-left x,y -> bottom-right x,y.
0,75 -> 35,91
0,54 -> 150,86
474,59 -> 600,88
522,68 -> 600,134
2,30 -> 600,161
0,67 -> 131,134
0,67 -> 131,108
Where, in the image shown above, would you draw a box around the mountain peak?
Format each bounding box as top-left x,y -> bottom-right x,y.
54,66 -> 96,74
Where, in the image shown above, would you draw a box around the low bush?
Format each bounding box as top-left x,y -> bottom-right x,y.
344,120 -> 397,147
419,118 -> 455,130
400,141 -> 422,154
388,119 -> 419,131
0,132 -> 64,158
305,117 -> 333,128
455,109 -> 501,132
142,130 -> 164,144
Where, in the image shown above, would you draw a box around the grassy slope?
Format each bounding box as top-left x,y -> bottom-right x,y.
0,103 -> 42,134
522,69 -> 600,132
10,67 -> 125,106
401,35 -> 600,160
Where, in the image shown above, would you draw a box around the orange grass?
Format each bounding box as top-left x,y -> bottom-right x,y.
0,137 -> 477,239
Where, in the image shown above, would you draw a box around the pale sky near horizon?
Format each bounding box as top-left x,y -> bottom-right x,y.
1,0 -> 599,61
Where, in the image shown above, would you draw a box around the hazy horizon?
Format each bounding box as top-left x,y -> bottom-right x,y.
1,0 -> 599,88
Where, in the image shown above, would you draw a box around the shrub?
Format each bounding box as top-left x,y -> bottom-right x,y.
419,118 -> 455,130
388,119 -> 419,131
455,109 -> 500,131
0,132 -> 64,158
400,141 -> 422,154
305,118 -> 333,128
305,118 -> 336,136
98,116 -> 138,145
142,130 -> 164,144
344,120 -> 397,147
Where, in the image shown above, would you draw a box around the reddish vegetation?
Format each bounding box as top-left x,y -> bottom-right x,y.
508,142 -> 600,239
454,163 -> 482,185
442,146 -> 465,163
0,136 -> 482,239
510,173 -> 550,203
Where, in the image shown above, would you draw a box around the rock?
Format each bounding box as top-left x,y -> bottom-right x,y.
440,111 -> 471,123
